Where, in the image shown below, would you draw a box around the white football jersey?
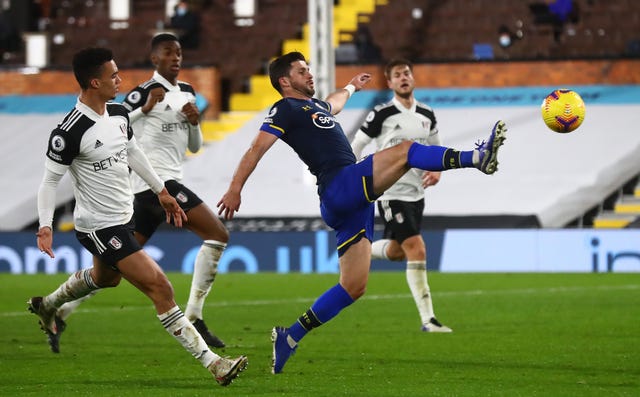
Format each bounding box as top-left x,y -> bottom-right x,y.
44,100 -> 136,232
123,71 -> 200,193
359,97 -> 441,202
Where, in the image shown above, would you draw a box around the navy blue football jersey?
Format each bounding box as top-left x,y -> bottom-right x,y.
260,97 -> 356,192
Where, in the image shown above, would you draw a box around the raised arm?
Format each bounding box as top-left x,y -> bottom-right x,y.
217,130 -> 278,220
325,73 -> 372,115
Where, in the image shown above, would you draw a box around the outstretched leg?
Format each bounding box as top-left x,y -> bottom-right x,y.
372,120 -> 507,194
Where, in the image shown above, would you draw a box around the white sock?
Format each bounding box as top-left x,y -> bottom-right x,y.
472,149 -> 480,166
371,239 -> 390,260
158,306 -> 218,368
44,268 -> 100,310
185,240 -> 225,322
406,261 -> 435,324
57,290 -> 99,321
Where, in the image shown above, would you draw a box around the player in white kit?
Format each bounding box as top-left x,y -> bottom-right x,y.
28,47 -> 247,386
351,59 -> 452,333
53,33 -> 229,348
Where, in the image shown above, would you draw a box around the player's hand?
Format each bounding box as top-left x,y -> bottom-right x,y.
36,226 -> 55,258
422,171 -> 441,188
142,87 -> 165,114
157,189 -> 187,227
349,73 -> 372,91
217,190 -> 241,220
181,102 -> 200,125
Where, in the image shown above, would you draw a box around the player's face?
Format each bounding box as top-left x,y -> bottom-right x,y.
94,60 -> 121,101
387,64 -> 414,99
284,60 -> 315,97
153,41 -> 182,82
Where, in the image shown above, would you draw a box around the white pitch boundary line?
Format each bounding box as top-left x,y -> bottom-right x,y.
3,284 -> 638,318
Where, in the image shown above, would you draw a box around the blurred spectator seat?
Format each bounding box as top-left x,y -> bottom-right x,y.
473,43 -> 494,60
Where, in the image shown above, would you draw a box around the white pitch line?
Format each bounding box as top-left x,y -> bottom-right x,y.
3,284 -> 638,318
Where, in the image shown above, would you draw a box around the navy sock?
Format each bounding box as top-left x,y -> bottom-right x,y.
289,283 -> 355,342
407,142 -> 474,170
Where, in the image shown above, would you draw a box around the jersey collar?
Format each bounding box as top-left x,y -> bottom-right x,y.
153,71 -> 181,92
76,97 -> 109,121
392,96 -> 416,113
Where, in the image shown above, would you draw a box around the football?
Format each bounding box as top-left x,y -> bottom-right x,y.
541,89 -> 586,133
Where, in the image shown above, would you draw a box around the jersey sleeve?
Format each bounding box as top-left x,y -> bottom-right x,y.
122,86 -> 148,112
359,108 -> 382,138
178,82 -> 196,96
424,107 -> 441,145
260,101 -> 290,138
317,99 -> 332,114
45,127 -> 80,166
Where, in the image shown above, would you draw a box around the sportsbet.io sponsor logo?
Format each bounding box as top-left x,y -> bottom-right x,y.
311,112 -> 336,129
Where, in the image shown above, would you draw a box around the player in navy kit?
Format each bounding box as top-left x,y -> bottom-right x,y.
28,47 -> 247,386
53,33 -> 228,349
217,51 -> 506,374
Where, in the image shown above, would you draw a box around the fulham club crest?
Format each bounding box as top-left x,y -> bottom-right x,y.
108,236 -> 123,250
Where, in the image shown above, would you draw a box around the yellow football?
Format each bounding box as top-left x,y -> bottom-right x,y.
541,89 -> 586,133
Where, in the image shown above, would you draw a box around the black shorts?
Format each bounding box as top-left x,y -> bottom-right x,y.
133,180 -> 202,238
76,219 -> 142,270
377,198 -> 424,244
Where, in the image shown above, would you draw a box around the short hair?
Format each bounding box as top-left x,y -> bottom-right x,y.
151,33 -> 179,51
72,47 -> 113,90
268,51 -> 306,94
384,58 -> 413,80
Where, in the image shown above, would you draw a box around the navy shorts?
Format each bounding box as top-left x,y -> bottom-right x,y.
320,155 -> 380,256
76,219 -> 141,270
377,198 -> 424,244
133,179 -> 202,238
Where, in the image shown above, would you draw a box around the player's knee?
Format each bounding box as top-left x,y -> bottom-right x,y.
352,286 -> 367,300
202,222 -> 229,243
402,237 -> 426,259
212,226 -> 229,243
387,245 -> 406,261
397,140 -> 413,155
344,283 -> 367,300
94,274 -> 122,288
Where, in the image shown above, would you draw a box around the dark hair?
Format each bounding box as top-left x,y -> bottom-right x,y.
72,47 -> 113,90
384,58 -> 413,80
268,51 -> 306,94
151,33 -> 179,51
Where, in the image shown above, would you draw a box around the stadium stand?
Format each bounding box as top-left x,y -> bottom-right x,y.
5,1 -> 640,107
593,179 -> 640,228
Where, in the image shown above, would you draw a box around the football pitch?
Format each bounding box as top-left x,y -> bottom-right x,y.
1,272 -> 638,396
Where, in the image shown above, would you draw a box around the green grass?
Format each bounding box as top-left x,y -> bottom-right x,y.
1,272 -> 639,396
